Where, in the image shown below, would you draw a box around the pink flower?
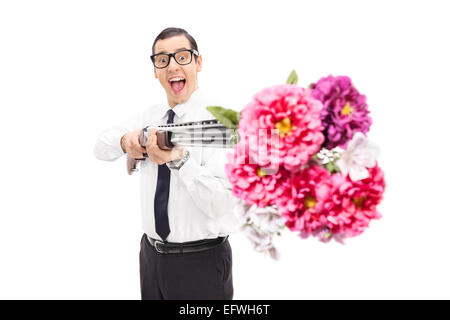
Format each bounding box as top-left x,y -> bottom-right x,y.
276,165 -> 333,234
225,137 -> 288,207
277,164 -> 385,242
239,84 -> 325,171
322,164 -> 386,238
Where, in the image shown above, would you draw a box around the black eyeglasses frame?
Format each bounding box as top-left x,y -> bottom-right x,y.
150,49 -> 199,69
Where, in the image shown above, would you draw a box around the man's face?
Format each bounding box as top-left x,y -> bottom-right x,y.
153,35 -> 202,107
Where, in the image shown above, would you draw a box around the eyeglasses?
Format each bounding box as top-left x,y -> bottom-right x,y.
150,49 -> 199,69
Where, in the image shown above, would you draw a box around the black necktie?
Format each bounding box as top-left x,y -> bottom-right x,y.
154,109 -> 175,241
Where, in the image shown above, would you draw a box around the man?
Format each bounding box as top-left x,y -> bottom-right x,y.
93,27 -> 239,300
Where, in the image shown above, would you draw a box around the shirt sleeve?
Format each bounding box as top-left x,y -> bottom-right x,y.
93,109 -> 149,161
175,147 -> 234,219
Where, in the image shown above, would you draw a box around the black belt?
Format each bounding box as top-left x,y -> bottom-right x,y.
147,235 -> 228,254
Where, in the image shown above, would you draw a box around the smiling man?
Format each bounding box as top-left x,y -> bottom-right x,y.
153,44 -> 198,107
93,27 -> 239,300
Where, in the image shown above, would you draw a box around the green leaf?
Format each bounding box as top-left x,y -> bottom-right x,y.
324,161 -> 341,174
286,70 -> 298,85
206,106 -> 239,129
231,129 -> 239,145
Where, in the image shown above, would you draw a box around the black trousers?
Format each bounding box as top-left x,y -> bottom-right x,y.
139,234 -> 233,300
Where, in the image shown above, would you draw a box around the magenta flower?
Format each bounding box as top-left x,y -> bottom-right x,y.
310,75 -> 372,149
276,163 -> 385,242
276,165 -> 333,235
225,137 -> 288,207
239,84 -> 325,171
322,164 -> 386,239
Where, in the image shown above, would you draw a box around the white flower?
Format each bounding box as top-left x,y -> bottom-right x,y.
247,205 -> 286,234
336,132 -> 379,181
234,200 -> 283,259
243,226 -> 273,251
233,200 -> 285,233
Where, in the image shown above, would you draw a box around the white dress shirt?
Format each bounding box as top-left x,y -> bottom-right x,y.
93,88 -> 241,242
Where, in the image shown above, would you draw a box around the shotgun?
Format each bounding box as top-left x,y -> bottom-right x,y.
126,119 -> 237,174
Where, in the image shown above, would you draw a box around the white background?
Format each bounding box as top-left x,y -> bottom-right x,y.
1,0 -> 449,299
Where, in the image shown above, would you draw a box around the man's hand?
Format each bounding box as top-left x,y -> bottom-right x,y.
121,130 -> 147,159
145,128 -> 184,165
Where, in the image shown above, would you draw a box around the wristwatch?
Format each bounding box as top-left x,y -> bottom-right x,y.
167,149 -> 190,170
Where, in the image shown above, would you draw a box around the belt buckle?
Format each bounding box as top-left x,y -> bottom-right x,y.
154,240 -> 166,254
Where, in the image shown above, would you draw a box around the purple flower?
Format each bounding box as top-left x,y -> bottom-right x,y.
310,75 -> 372,149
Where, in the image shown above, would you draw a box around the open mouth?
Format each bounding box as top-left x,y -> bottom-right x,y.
169,77 -> 186,95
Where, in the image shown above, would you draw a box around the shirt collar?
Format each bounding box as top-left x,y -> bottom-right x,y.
159,87 -> 202,121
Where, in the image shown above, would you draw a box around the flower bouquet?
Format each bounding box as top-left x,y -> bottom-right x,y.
207,71 -> 386,259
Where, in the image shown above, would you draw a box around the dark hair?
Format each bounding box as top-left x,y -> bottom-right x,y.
152,27 -> 199,62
